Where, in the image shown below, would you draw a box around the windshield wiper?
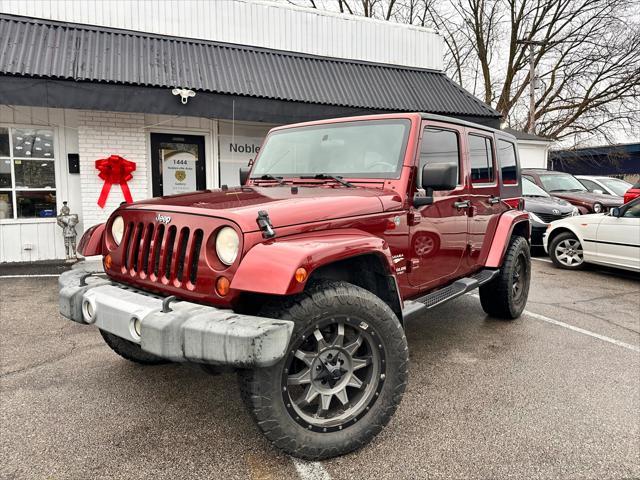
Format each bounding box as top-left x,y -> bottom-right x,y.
299,174 -> 354,188
252,174 -> 286,186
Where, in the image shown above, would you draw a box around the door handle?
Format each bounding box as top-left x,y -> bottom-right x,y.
454,200 -> 471,209
488,196 -> 501,205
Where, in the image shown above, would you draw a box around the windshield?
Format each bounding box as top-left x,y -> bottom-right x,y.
599,178 -> 632,196
251,119 -> 410,179
539,173 -> 587,192
522,178 -> 549,197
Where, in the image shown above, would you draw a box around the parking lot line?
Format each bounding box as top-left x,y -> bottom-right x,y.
523,310 -> 640,353
531,257 -> 552,263
0,274 -> 61,278
291,458 -> 333,480
467,293 -> 639,353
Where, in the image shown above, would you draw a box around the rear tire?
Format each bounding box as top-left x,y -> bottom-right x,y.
479,235 -> 530,319
99,329 -> 168,365
238,281 -> 408,460
549,232 -> 585,270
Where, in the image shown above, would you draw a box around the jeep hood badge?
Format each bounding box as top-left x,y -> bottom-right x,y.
156,214 -> 171,224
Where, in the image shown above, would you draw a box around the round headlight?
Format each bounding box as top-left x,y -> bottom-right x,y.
111,216 -> 124,245
215,227 -> 239,265
593,202 -> 603,213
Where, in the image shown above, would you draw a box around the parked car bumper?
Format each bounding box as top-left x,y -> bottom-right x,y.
531,225 -> 547,247
542,230 -> 551,254
58,270 -> 294,367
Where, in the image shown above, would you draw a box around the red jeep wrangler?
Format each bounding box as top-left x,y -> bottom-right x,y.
59,113 -> 530,460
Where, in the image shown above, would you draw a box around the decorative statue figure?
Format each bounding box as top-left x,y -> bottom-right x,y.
57,201 -> 79,260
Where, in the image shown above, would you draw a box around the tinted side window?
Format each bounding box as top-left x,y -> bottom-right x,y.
419,128 -> 460,186
469,134 -> 495,184
579,179 -> 602,193
498,140 -> 518,185
623,202 -> 640,218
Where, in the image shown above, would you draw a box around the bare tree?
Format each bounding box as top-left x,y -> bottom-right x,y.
287,0 -> 640,145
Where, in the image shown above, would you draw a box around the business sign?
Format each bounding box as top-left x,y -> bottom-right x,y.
162,148 -> 197,194
219,134 -> 265,186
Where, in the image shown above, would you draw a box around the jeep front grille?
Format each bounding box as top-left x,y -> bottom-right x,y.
122,221 -> 204,286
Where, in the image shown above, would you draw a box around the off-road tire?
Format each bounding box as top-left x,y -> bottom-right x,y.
238,281 -> 408,460
548,231 -> 585,270
99,329 -> 168,365
479,235 -> 530,319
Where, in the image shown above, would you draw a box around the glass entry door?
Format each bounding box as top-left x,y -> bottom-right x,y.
150,133 -> 206,197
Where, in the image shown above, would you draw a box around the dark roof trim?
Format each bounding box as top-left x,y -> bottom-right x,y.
0,14 -> 500,118
503,128 -> 551,142
550,143 -> 640,156
0,76 -> 503,128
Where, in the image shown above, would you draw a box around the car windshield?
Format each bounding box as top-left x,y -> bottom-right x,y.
251,119 -> 410,180
598,178 -> 632,196
539,173 -> 587,192
522,178 -> 549,197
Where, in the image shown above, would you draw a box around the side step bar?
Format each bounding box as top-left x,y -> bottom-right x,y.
402,268 -> 499,322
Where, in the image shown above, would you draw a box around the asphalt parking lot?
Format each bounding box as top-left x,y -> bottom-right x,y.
1,259 -> 638,480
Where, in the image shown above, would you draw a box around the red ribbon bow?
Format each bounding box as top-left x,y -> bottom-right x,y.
95,155 -> 136,208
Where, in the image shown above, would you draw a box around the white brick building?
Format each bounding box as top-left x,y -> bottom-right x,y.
0,0 -> 502,262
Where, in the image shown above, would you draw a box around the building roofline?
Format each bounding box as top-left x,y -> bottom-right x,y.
503,128 -> 552,143
0,13 -> 444,74
550,142 -> 640,154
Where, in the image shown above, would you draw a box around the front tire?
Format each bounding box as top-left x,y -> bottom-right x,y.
549,232 -> 585,270
238,281 -> 408,460
99,329 -> 168,365
479,235 -> 531,319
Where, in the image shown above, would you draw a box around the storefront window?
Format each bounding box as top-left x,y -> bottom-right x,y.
0,126 -> 56,220
0,127 -> 9,157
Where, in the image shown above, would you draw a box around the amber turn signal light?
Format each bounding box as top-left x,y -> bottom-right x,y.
295,267 -> 308,283
103,254 -> 113,270
216,276 -> 230,296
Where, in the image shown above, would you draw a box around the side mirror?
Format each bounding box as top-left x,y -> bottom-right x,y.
610,207 -> 621,217
414,163 -> 458,207
422,163 -> 457,191
239,167 -> 251,186
593,189 -> 605,195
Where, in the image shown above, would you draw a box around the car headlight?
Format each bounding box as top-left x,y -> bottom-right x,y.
528,212 -> 547,224
571,207 -> 579,216
111,216 -> 124,245
593,202 -> 603,213
215,227 -> 239,265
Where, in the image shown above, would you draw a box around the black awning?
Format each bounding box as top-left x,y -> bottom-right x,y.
0,14 -> 500,120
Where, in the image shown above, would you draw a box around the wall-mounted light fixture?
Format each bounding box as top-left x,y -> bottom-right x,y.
171,88 -> 196,104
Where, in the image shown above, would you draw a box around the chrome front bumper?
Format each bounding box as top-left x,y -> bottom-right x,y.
58,270 -> 294,367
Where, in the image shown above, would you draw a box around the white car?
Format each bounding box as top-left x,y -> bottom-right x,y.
576,175 -> 632,197
543,197 -> 640,272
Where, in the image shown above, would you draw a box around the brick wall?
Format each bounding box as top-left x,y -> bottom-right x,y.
78,111 -> 148,227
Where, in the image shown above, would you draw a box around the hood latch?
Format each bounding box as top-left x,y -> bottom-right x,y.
257,210 -> 276,239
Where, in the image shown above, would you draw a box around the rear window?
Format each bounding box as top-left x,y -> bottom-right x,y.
498,140 -> 518,185
469,134 -> 495,184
